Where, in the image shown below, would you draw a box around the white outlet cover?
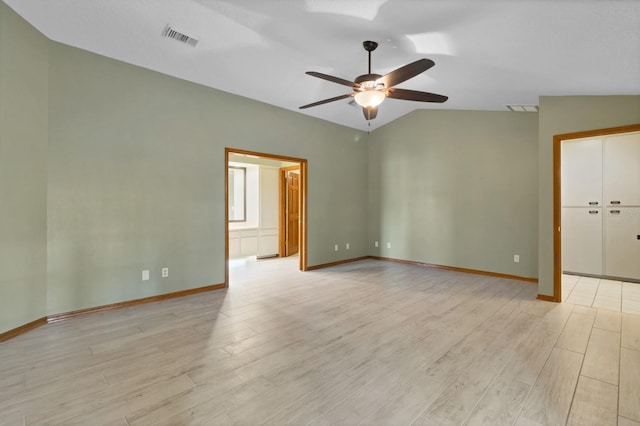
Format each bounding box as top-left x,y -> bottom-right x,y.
162,268 -> 168,277
346,243 -> 350,249
334,245 -> 338,251
386,242 -> 391,248
142,270 -> 150,281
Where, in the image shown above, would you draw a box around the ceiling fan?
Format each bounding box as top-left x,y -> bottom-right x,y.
300,41 -> 448,121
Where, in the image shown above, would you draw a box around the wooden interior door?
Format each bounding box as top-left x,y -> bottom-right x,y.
285,170 -> 300,256
279,166 -> 300,257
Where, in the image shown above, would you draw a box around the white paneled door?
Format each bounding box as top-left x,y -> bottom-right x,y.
562,137 -> 603,207
562,207 -> 603,275
604,132 -> 640,207
605,207 -> 640,279
562,131 -> 640,281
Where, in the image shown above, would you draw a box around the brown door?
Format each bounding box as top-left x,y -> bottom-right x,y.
285,170 -> 300,256
279,165 -> 301,258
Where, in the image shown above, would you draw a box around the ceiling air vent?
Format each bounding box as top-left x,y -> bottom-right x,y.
163,26 -> 199,47
507,105 -> 538,112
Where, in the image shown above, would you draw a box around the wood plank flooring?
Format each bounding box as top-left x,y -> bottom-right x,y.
1,258 -> 639,425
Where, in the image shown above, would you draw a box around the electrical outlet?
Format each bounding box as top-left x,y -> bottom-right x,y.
375,241 -> 379,247
162,267 -> 169,278
514,255 -> 520,263
386,242 -> 391,249
346,243 -> 350,250
142,270 -> 150,281
334,244 -> 339,251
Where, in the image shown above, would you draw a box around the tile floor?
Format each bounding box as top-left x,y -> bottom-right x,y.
562,274 -> 640,315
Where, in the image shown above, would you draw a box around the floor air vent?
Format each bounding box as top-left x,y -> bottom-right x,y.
163,26 -> 199,47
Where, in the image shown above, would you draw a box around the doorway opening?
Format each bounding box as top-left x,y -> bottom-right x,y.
553,123 -> 640,303
225,148 -> 308,286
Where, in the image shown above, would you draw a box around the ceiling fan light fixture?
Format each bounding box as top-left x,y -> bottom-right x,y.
354,90 -> 386,108
299,40 -> 447,120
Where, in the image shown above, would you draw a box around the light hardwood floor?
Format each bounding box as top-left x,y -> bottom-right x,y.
1,258 -> 639,425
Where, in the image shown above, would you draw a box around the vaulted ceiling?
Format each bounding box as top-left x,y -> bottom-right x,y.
5,0 -> 640,131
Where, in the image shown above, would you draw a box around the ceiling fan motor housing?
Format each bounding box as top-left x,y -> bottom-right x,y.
355,73 -> 383,89
362,40 -> 379,52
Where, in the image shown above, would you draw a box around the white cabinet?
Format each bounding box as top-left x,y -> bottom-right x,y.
562,137 -> 603,207
604,132 -> 640,207
562,137 -> 604,276
229,229 -> 258,258
229,231 -> 241,258
258,228 -> 278,258
562,207 -> 603,275
605,207 -> 640,279
240,229 -> 258,257
562,131 -> 640,281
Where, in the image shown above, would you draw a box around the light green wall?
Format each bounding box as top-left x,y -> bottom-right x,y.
4,0 -> 640,333
537,96 -> 640,296
46,42 -> 369,314
368,110 -> 539,279
0,2 -> 48,332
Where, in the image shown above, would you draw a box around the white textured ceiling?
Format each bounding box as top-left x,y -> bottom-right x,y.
5,0 -> 640,131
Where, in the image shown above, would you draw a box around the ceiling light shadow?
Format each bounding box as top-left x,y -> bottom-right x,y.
407,32 -> 456,56
304,0 -> 388,21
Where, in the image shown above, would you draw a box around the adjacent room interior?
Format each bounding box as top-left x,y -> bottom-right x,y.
226,149 -> 306,279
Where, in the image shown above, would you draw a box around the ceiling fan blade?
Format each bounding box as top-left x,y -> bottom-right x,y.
362,106 -> 378,120
299,93 -> 353,109
306,71 -> 358,88
387,88 -> 448,103
379,59 -> 435,89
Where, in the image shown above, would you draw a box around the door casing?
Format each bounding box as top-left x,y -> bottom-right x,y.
551,123 -> 640,302
225,148 -> 308,286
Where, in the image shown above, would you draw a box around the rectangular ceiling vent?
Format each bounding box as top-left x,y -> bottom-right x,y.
507,105 -> 539,112
163,26 -> 199,47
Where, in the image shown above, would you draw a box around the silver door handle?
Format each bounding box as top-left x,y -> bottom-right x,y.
611,201 -> 621,205
588,210 -> 599,214
610,210 -> 621,214
588,201 -> 599,205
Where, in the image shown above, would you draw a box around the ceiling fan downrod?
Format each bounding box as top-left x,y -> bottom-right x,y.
363,40 -> 378,75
